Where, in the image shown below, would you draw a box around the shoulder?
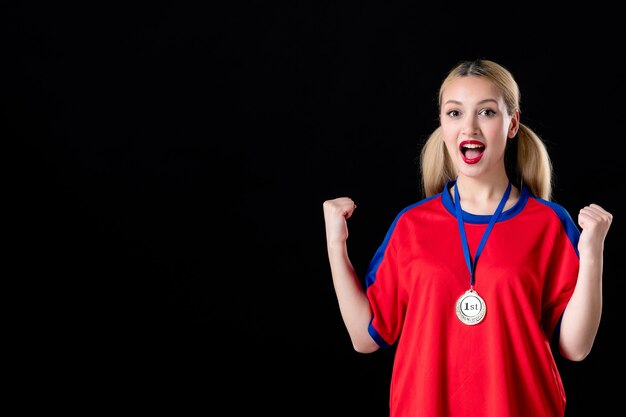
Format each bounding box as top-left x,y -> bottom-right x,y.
527,196 -> 580,247
530,196 -> 576,225
398,193 -> 443,218
388,192 -> 448,235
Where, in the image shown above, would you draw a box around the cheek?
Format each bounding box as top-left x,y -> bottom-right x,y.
441,126 -> 458,148
442,137 -> 458,156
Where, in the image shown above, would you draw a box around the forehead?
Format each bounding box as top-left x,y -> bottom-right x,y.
441,76 -> 504,106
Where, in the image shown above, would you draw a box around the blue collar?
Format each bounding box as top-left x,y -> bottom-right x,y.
441,179 -> 529,223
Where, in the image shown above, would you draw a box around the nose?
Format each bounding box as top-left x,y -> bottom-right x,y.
462,118 -> 480,136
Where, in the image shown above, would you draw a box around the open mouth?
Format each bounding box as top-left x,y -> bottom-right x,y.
460,140 -> 485,164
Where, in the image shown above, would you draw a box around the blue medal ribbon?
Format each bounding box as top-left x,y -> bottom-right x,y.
454,180 -> 511,287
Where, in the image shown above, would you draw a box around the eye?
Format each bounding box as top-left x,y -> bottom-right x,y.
479,108 -> 497,117
445,110 -> 460,118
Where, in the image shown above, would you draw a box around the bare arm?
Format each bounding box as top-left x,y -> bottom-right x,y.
323,197 -> 379,353
559,203 -> 613,361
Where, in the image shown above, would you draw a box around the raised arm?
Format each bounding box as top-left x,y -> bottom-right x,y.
558,203 -> 613,361
323,197 -> 379,353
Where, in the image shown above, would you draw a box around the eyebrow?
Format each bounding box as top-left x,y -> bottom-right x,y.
443,98 -> 499,106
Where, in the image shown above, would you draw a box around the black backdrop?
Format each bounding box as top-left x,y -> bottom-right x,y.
7,3 -> 624,415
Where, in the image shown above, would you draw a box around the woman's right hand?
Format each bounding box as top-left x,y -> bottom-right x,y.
322,197 -> 357,246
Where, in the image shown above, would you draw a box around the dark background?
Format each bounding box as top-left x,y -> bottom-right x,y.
6,3 -> 624,415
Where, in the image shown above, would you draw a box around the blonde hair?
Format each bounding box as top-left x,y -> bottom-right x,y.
419,59 -> 553,200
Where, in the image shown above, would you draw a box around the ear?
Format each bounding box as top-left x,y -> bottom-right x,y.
508,112 -> 520,139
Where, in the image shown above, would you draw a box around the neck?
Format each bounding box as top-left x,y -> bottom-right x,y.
455,176 -> 510,200
453,176 -> 517,215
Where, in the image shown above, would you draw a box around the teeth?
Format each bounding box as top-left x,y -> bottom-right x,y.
463,144 -> 483,149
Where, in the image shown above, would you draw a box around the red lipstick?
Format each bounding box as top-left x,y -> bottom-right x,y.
459,140 -> 485,164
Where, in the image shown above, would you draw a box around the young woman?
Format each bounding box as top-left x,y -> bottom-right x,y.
322,59 -> 613,417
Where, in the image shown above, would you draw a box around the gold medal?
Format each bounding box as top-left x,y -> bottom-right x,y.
455,289 -> 486,325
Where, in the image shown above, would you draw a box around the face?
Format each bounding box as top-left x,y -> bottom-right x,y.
440,76 -> 519,180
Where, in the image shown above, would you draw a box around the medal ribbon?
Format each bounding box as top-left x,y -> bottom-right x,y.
454,180 -> 511,287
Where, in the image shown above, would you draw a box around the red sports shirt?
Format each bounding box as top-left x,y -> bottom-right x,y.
365,181 -> 580,417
